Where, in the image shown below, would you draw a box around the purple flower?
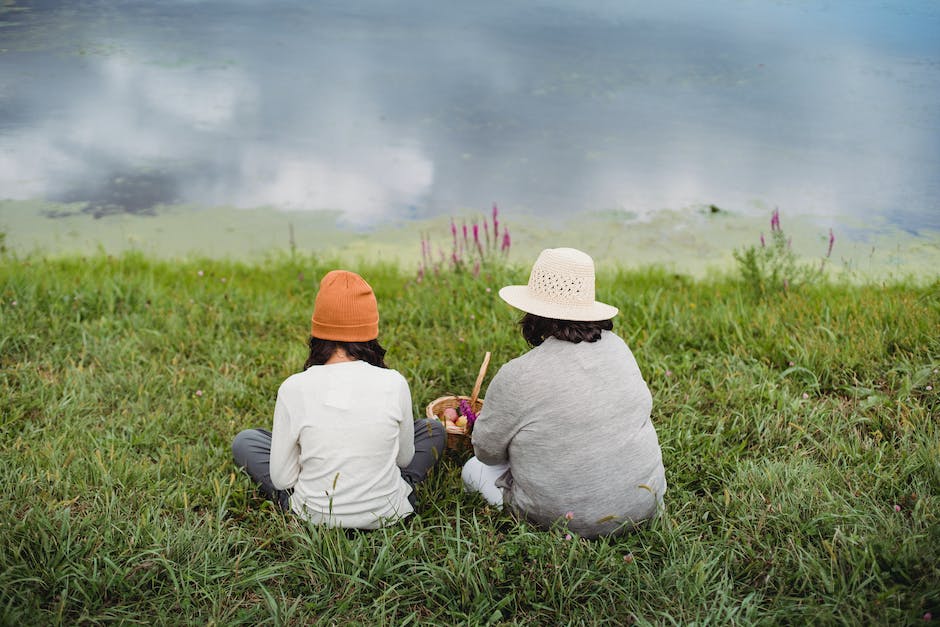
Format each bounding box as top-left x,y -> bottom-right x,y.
760,233 -> 765,247
473,223 -> 484,257
458,398 -> 478,425
565,511 -> 574,520
827,228 -> 835,258
894,504 -> 901,512
420,234 -> 430,264
501,228 -> 511,252
492,203 -> 500,242
770,208 -> 780,232
462,221 -> 468,245
564,533 -> 572,541
196,390 -> 203,397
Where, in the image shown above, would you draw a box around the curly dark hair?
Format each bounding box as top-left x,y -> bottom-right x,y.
303,336 -> 388,370
519,313 -> 613,347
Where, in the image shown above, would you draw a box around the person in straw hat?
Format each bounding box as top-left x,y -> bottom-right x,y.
232,270 -> 446,529
462,248 -> 666,538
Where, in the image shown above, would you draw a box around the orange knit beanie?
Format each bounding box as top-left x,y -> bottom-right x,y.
310,270 -> 380,342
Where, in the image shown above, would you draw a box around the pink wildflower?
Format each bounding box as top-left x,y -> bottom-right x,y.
623,553 -> 634,563
770,208 -> 780,232
10,300 -> 16,306
827,228 -> 835,258
462,221 -> 468,245
564,533 -> 572,541
926,385 -> 933,391
789,361 -> 795,366
894,504 -> 901,512
760,233 -> 765,247
196,390 -> 203,397
565,511 -> 574,520
802,393 -> 809,399
665,370 -> 673,377
472,222 -> 480,244
197,270 -> 204,277
492,202 -> 499,242
924,612 -> 932,621
501,228 -> 511,252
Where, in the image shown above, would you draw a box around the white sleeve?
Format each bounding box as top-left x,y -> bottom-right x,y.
396,375 -> 415,468
269,390 -> 301,490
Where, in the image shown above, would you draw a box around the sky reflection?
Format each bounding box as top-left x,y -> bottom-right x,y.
0,0 -> 938,229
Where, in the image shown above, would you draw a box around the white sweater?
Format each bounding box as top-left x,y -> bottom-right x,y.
269,360 -> 416,528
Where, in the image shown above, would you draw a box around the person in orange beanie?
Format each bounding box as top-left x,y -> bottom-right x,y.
232,270 -> 446,528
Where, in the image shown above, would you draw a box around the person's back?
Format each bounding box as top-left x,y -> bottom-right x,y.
473,332 -> 665,537
232,269 -> 445,530
272,360 -> 415,527
463,247 -> 667,538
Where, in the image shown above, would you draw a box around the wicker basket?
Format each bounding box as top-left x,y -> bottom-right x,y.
425,352 -> 490,451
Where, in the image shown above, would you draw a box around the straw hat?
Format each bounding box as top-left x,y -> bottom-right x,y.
498,248 -> 618,321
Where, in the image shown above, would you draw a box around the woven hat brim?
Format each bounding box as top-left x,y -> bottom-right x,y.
498,285 -> 618,321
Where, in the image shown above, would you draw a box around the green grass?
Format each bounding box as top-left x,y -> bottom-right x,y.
1,251 -> 937,625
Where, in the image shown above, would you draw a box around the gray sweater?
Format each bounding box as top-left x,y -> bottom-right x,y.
471,331 -> 666,538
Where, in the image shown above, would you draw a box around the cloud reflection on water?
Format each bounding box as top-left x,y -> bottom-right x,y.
0,0 -> 938,229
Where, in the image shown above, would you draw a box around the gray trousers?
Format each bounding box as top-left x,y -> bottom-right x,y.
232,418 -> 446,511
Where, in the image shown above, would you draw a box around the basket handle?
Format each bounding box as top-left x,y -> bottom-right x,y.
469,351 -> 491,407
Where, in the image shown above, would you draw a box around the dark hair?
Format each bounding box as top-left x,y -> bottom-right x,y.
519,313 -> 613,347
303,336 -> 388,370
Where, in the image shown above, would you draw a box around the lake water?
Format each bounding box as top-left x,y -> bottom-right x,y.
1,0 -> 939,266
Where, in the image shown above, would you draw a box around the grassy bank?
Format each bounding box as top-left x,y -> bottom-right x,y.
1,252 -> 938,625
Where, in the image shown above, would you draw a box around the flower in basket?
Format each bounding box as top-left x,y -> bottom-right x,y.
458,398 -> 478,426
440,400 -> 478,432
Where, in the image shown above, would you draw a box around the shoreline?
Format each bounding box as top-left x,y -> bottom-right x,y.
1,199 -> 938,282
